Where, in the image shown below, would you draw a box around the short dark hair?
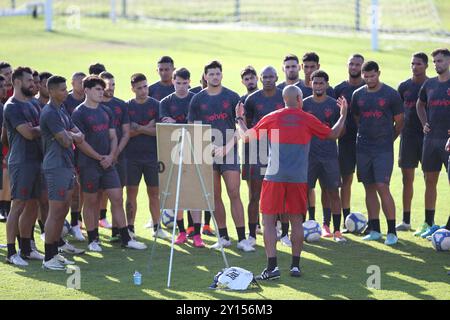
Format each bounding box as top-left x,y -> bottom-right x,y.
431,48 -> 450,57
413,52 -> 428,64
362,61 -> 380,73
32,70 -> 39,78
39,71 -> 53,82
72,72 -> 86,80
0,74 -> 5,82
158,56 -> 174,65
310,70 -> 329,82
240,66 -> 257,79
283,54 -> 299,64
204,60 -> 222,75
0,62 -> 11,70
130,73 -> 147,85
12,66 -> 33,82
302,52 -> 320,64
99,71 -> 114,80
173,67 -> 190,80
47,75 -> 66,90
82,75 -> 106,89
350,53 -> 365,61
88,63 -> 106,75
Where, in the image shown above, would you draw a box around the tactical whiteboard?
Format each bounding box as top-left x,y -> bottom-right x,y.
156,123 -> 214,211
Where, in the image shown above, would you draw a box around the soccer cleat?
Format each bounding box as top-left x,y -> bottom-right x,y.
202,225 -> 216,236
59,242 -> 85,255
88,241 -> 102,252
125,239 -> 147,250
420,225 -> 440,238
99,218 -> 112,229
247,236 -> 256,247
153,228 -> 172,240
210,237 -> 232,250
42,257 -> 66,271
396,222 -> 412,231
280,235 -> 292,247
144,219 -> 153,229
6,254 -> 29,266
362,231 -> 382,241
333,231 -> 347,243
321,224 -> 332,238
290,266 -> 302,277
256,225 -> 263,235
69,225 -> 85,241
192,234 -> 206,248
56,254 -> 75,265
255,267 -> 280,281
175,232 -> 187,244
413,223 -> 430,237
384,233 -> 398,246
186,226 -> 195,238
237,239 -> 255,252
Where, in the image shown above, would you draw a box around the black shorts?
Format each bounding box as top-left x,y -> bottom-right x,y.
308,157 -> 341,189
338,139 -> 356,176
44,168 -> 75,201
116,157 -> 127,187
213,150 -> 240,174
399,134 -> 423,169
9,163 -> 41,200
356,151 -> 393,185
127,160 -> 158,187
79,165 -> 121,193
422,138 -> 449,173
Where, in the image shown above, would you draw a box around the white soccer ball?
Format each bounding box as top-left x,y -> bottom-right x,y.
303,220 -> 322,242
431,229 -> 450,251
345,212 -> 368,234
161,209 -> 175,229
61,220 -> 71,237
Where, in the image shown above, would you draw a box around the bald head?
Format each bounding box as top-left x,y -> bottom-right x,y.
260,66 -> 278,91
261,66 -> 277,77
282,85 -> 303,108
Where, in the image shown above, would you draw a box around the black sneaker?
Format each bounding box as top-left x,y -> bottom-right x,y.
255,267 -> 280,281
290,266 -> 302,277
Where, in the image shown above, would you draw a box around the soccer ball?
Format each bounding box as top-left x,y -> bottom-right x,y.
61,220 -> 71,237
345,212 -> 368,234
161,209 -> 175,229
303,220 -> 322,242
431,229 -> 450,251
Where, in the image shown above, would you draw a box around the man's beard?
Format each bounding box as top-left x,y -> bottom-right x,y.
287,74 -> 298,81
21,86 -> 34,97
350,72 -> 361,79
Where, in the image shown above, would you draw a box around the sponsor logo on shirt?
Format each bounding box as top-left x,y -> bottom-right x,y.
429,99 -> 450,107
222,101 -> 230,109
378,98 -> 386,108
324,108 -> 333,119
92,123 -> 109,132
205,113 -> 229,122
361,110 -> 383,119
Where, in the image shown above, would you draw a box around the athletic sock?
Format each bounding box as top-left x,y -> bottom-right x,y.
19,238 -> 31,256
369,219 -> 381,233
57,238 -> 66,247
87,230 -> 97,243
5,201 -> 11,215
177,219 -> 186,233
38,219 -> 45,234
194,223 -> 201,236
204,211 -> 212,225
425,209 -> 435,226
111,227 -> 119,237
127,225 -> 135,233
52,242 -> 60,257
70,211 -> 80,227
403,211 -> 411,225
187,211 -> 194,228
7,243 -> 16,259
332,212 -> 342,232
323,208 -> 331,226
308,207 -> 316,220
445,216 -> 450,231
100,209 -> 107,220
343,208 -> 350,222
0,201 -> 5,212
387,219 -> 397,235
236,227 -> 246,242
248,222 -> 257,238
95,228 -> 99,241
44,243 -> 54,262
153,224 -> 159,233
78,212 -> 83,222
281,222 -> 289,237
119,227 -> 131,245
218,228 -> 229,241
291,256 -> 300,269
267,257 -> 277,271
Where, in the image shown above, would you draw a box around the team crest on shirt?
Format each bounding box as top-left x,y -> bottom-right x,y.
86,182 -> 94,191
404,90 -> 410,98
148,109 -> 156,118
87,115 -> 95,122
256,104 -> 264,111
170,105 -> 178,113
200,104 -> 208,111
114,106 -> 121,114
222,101 -> 230,109
129,110 -> 136,116
324,108 -> 333,119
378,98 -> 386,107
58,188 -> 66,198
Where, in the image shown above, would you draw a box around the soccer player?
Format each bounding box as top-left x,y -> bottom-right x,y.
352,61 -> 404,245
40,75 -> 85,270
148,56 -> 175,101
71,75 -> 146,252
0,62 -> 13,103
3,67 -> 44,266
415,48 -> 450,238
277,54 -> 302,90
188,60 -> 254,252
334,54 -> 366,231
35,72 -> 52,108
0,75 -> 6,222
240,66 -> 259,102
396,52 -> 429,232
88,62 -> 106,76
159,67 -> 206,247
303,70 -> 346,242
98,71 -> 130,238
235,85 -> 347,279
125,73 -> 171,240
64,72 -> 86,116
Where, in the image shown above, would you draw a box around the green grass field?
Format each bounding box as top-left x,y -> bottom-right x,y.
0,16 -> 449,300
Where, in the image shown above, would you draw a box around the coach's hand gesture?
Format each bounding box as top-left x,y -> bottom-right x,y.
337,96 -> 348,118
235,102 -> 244,118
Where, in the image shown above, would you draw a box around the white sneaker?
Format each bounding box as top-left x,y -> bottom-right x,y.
59,242 -> 85,255
247,236 -> 256,247
42,257 -> 66,271
30,240 -> 38,252
125,239 -> 147,250
210,237 -> 232,250
153,228 -> 172,240
99,218 -> 112,229
280,235 -> 292,247
69,225 -> 85,241
128,230 -> 136,240
144,219 -> 153,229
237,239 -> 256,252
88,241 -> 102,252
27,249 -> 44,260
6,253 -> 29,266
55,254 -> 75,265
